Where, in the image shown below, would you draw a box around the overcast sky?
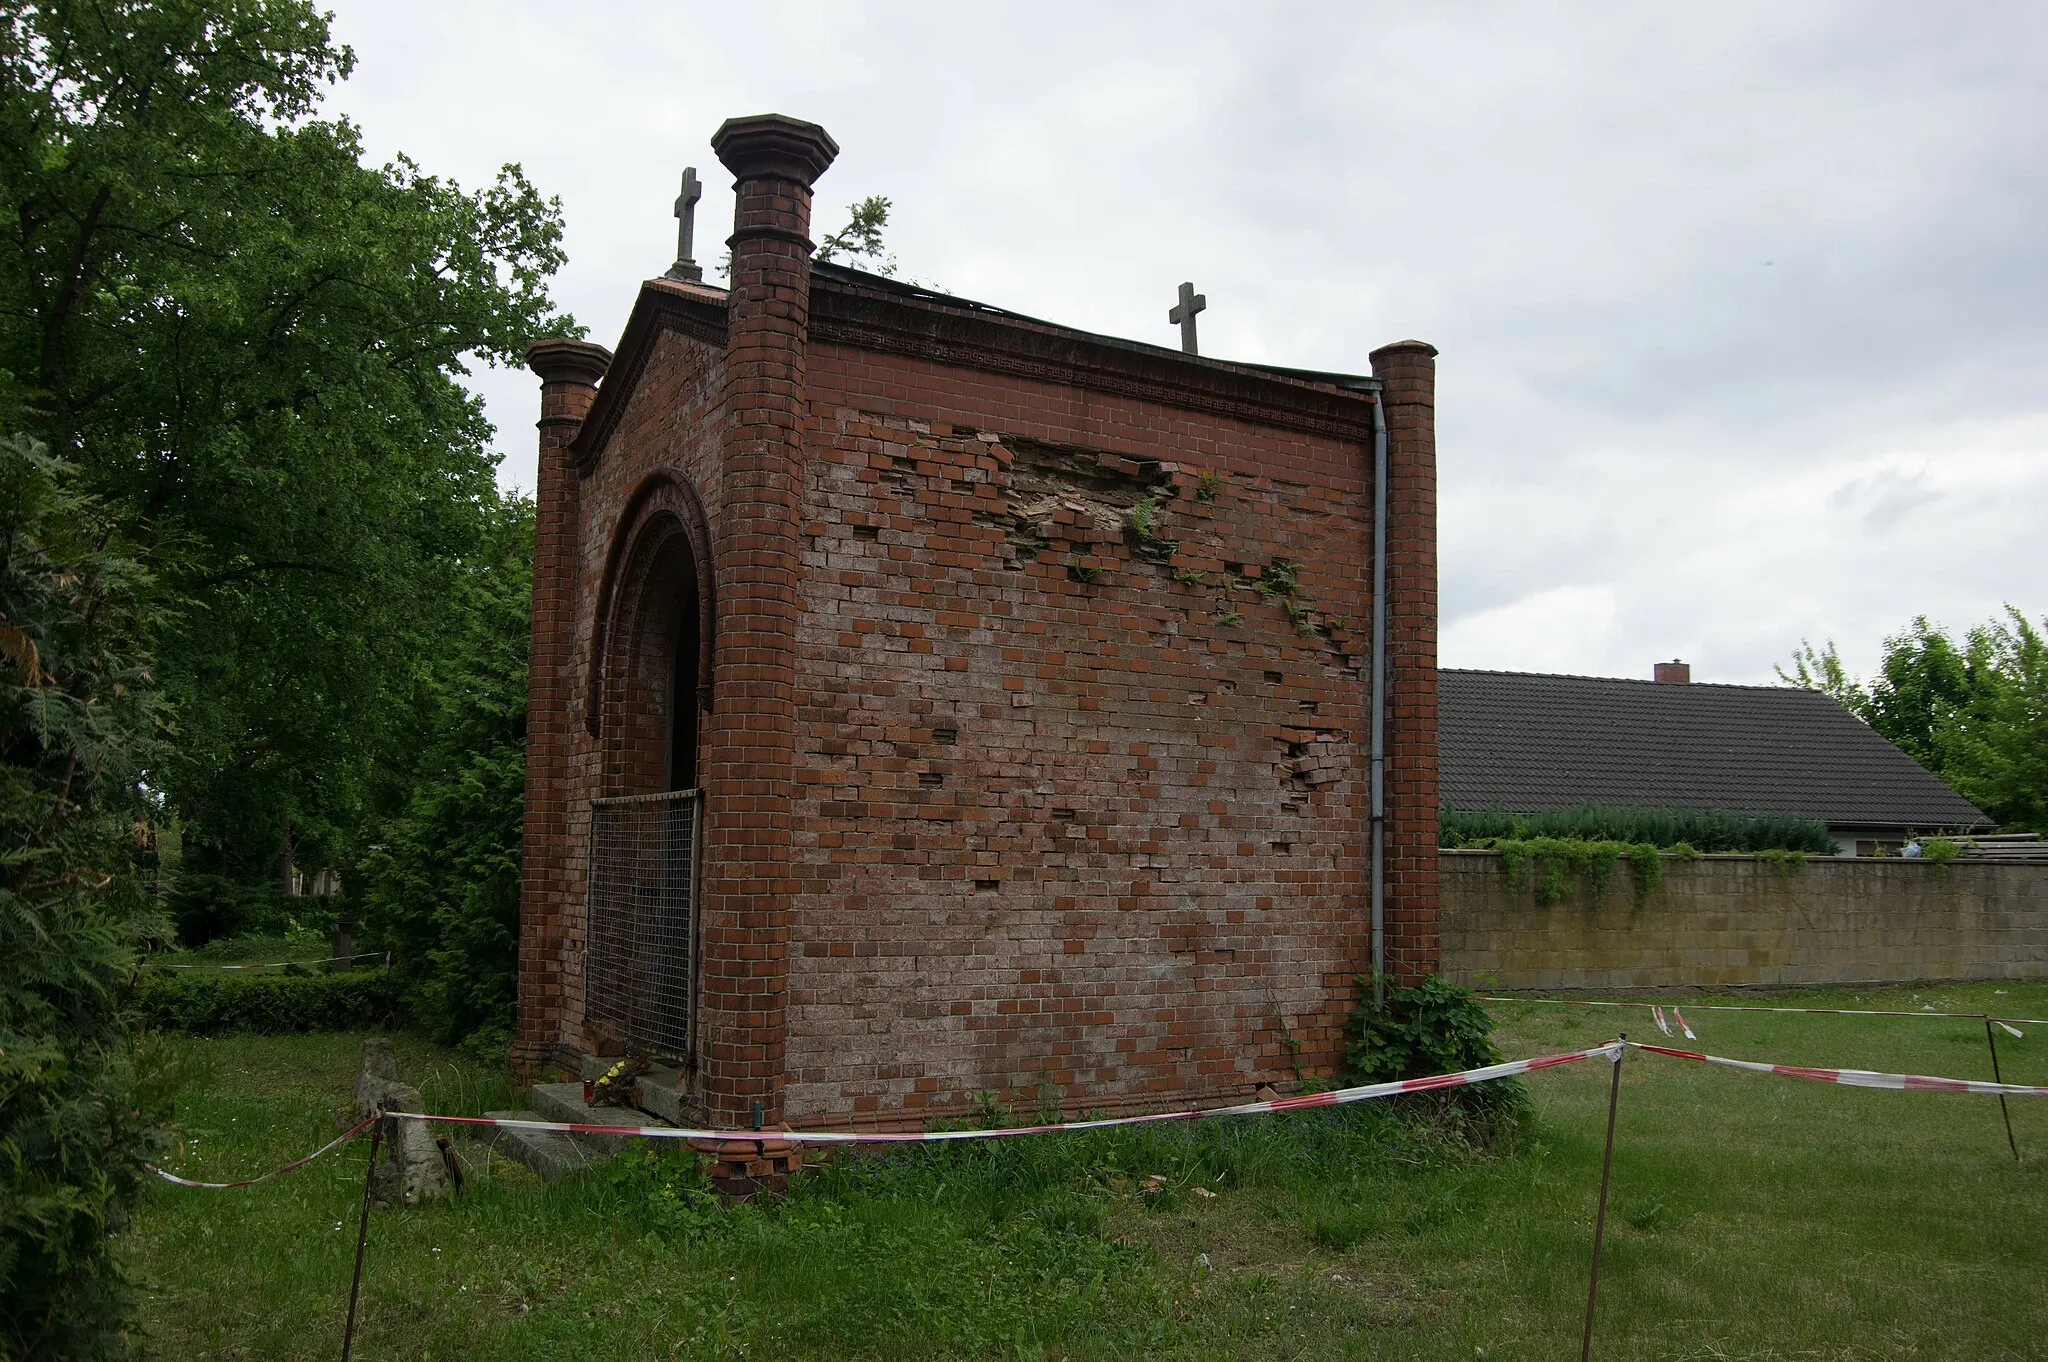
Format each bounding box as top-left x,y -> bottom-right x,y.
324,1 -> 2046,685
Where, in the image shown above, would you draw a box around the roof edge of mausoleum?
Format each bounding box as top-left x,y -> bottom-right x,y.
572,264 -> 1384,475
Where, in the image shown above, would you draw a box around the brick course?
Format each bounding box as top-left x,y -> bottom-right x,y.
515,115 -> 1439,1124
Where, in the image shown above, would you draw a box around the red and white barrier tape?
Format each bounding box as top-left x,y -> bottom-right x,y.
149,1034 -> 2043,1191
145,1116 -> 378,1189
143,1046 -> 1615,1188
1485,996 -> 2038,1033
1629,1041 -> 2048,1095
388,1044 -> 1622,1147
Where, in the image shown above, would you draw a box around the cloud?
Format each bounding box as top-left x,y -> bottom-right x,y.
1443,585 -> 1622,677
321,0 -> 2048,681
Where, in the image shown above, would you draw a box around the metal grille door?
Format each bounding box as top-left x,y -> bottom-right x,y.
585,789 -> 700,1061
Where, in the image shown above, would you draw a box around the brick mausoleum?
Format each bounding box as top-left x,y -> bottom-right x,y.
514,114 -> 1440,1130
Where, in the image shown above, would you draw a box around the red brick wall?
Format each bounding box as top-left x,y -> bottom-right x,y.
777,344 -> 1404,1123
521,204 -> 1436,1122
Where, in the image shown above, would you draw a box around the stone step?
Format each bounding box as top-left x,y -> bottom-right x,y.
564,1060 -> 699,1128
482,1110 -> 594,1182
527,1082 -> 673,1154
634,1072 -> 700,1127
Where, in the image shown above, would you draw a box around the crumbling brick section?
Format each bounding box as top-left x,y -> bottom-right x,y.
1370,341 -> 1441,981
696,116 -> 840,1126
514,338 -> 611,1074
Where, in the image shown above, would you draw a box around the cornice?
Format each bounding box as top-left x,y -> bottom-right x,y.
809,275 -> 1381,442
572,269 -> 1385,476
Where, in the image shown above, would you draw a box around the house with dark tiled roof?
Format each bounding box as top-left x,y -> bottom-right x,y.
1439,661 -> 1994,857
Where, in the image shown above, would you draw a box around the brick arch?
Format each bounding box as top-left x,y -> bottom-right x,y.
588,475 -> 717,796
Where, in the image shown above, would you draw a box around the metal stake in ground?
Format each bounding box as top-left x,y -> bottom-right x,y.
1984,1017 -> 2020,1161
340,1117 -> 383,1362
1581,1037 -> 1625,1362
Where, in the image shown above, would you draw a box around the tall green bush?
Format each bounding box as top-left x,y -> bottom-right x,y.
0,0 -> 574,939
0,433 -> 166,1360
358,499 -> 531,1058
1781,611 -> 2048,834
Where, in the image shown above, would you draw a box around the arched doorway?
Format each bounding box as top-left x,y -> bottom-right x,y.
586,477 -> 716,1066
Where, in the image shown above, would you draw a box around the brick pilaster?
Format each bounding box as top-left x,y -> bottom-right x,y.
699,114 -> 838,1124
513,337 -> 611,1073
1369,340 -> 1441,981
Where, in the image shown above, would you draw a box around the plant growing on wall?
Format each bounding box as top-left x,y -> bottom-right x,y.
1482,836 -> 1666,909
1344,976 -> 1530,1146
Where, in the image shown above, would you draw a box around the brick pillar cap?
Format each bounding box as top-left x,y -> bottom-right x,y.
712,114 -> 839,187
526,337 -> 612,386
1368,339 -> 1439,364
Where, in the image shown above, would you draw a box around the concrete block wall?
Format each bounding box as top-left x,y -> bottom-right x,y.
1439,850 -> 2048,990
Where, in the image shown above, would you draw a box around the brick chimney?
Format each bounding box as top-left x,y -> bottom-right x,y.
699,114 -> 838,1126
1654,659 -> 1691,684
514,337 -> 612,1074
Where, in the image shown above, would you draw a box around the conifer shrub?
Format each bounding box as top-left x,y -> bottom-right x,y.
1440,803 -> 1836,854
0,434 -> 167,1360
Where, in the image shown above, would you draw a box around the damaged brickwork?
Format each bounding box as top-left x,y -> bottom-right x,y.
516,113 -> 1439,1129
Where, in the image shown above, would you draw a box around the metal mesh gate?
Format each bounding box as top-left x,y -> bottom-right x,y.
585,789 -> 700,1061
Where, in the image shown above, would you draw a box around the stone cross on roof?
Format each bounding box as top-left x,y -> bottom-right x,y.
1168,280 -> 1206,355
666,167 -> 703,283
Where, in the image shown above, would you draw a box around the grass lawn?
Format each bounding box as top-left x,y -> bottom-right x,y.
126,981 -> 2048,1360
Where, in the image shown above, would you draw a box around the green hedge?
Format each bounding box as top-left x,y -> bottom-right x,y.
1440,803 -> 1837,854
131,968 -> 402,1035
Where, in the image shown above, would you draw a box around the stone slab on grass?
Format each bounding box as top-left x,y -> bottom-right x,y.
482,1110 -> 593,1182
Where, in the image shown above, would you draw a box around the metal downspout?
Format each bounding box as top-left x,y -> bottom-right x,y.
1370,393 -> 1388,1006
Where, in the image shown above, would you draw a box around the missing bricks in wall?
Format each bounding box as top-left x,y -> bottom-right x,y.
1277,726 -> 1350,792
931,727 -> 958,745
981,437 -> 1176,570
